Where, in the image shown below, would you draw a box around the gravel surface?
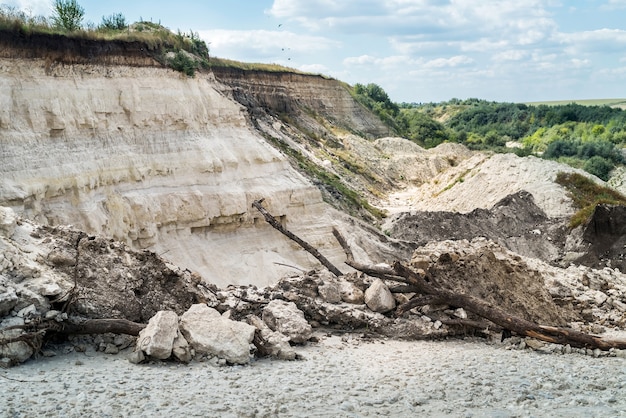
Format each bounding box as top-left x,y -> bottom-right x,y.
2,336 -> 625,418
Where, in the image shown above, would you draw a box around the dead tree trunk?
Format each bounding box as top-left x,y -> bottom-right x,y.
333,228 -> 626,351
253,198 -> 343,277
1,319 -> 146,355
59,319 -> 146,336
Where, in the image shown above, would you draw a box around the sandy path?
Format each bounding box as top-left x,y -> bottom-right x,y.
2,336 -> 625,418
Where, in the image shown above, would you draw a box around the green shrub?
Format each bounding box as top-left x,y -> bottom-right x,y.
52,0 -> 84,32
543,139 -> 578,159
100,13 -> 127,31
584,156 -> 614,181
168,51 -> 198,76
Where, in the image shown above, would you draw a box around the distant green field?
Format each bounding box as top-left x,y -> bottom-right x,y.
525,98 -> 626,108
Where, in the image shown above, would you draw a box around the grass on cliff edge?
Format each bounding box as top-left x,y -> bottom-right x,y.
0,6 -> 320,76
555,172 -> 626,228
265,134 -> 386,220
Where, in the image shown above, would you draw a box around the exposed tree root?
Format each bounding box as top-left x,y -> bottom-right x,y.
333,227 -> 626,351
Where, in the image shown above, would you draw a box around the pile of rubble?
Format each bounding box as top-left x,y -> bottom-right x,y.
2,206 -> 626,367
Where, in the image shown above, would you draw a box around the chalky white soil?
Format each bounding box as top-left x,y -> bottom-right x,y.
2,336 -> 625,418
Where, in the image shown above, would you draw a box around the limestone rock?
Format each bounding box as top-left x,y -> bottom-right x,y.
172,329 -> 192,363
179,304 -> 255,364
25,275 -> 72,298
262,300 -> 312,344
318,280 -> 342,304
0,318 -> 34,365
0,207 -> 16,237
128,348 -> 145,364
248,315 -> 296,360
46,248 -> 76,267
340,280 -> 365,304
138,311 -> 179,360
364,278 -> 396,313
0,284 -> 18,316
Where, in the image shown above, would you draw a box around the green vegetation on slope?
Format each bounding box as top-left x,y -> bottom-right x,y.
526,99 -> 626,108
1,3 -> 210,76
264,134 -> 386,220
351,87 -> 626,181
555,172 -> 626,228
0,3 -> 312,77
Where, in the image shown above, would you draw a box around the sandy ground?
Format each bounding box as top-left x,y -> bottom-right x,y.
2,336 -> 625,418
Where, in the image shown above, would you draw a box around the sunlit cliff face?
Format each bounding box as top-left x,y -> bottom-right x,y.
0,56 -> 352,287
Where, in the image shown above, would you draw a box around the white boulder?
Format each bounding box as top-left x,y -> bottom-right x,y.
318,280 -> 342,304
340,281 -> 365,304
364,278 -> 396,313
172,328 -> 192,363
262,300 -> 312,343
138,310 -> 180,360
248,315 -> 296,360
0,207 -> 16,237
0,283 -> 18,316
0,318 -> 34,365
179,304 -> 255,364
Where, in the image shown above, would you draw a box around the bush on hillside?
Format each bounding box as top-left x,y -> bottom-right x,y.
52,0 -> 84,32
100,13 -> 127,31
168,51 -> 198,76
584,156 -> 614,181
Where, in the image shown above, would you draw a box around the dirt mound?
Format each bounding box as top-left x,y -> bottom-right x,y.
410,238 -> 577,325
1,217 -> 202,323
386,191 -> 569,264
576,204 -> 626,271
406,152 -> 592,218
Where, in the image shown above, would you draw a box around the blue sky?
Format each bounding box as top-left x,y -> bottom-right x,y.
5,0 -> 626,103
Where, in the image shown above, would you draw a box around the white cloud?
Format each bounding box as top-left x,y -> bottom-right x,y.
199,29 -> 339,61
343,54 -> 379,66
424,55 -> 474,68
552,29 -> 626,55
570,58 -> 591,68
2,0 -> 51,16
601,0 -> 626,10
492,50 -> 529,62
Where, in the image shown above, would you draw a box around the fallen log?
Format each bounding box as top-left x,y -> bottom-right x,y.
253,198 -> 343,277
1,318 -> 146,357
59,318 -> 146,336
333,228 -> 626,350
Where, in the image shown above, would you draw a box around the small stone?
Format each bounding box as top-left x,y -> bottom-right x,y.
364,278 -> 396,313
74,344 -> 87,353
433,320 -> 442,330
614,349 -> 626,359
339,281 -> 364,304
524,338 -> 545,350
454,308 -> 467,319
262,300 -> 312,344
104,344 -> 119,355
127,349 -> 145,364
339,402 -> 355,411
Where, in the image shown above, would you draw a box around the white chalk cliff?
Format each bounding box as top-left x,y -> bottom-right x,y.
0,58 -> 355,286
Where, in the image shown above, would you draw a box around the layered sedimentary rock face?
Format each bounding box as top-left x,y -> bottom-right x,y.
0,59 -> 346,286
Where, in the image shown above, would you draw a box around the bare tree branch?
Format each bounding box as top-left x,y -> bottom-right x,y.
253,199 -> 343,277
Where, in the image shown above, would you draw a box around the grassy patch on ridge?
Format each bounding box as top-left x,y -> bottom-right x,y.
555,172 -> 626,228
